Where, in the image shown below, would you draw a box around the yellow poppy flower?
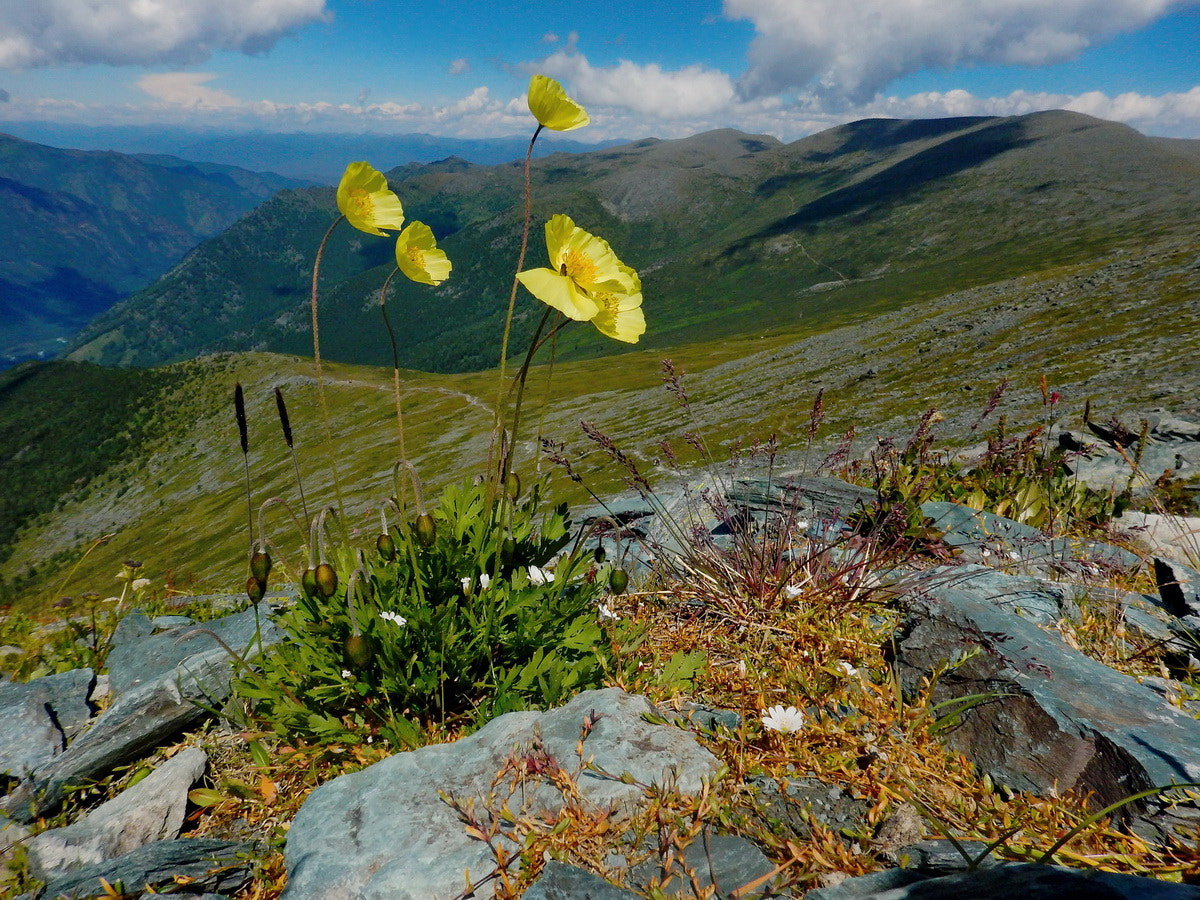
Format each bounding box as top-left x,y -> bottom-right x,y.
336,161 -> 405,236
395,221 -> 452,285
527,74 -> 589,131
590,266 -> 646,343
517,214 -> 637,321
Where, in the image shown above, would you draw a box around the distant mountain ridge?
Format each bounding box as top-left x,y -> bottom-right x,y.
0,123 -> 622,183
0,133 -> 305,365
65,111 -> 1200,373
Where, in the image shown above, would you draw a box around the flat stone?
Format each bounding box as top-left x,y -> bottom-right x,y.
523,861 -> 639,899
38,838 -> 252,900
282,688 -> 721,899
107,605 -> 283,700
806,869 -> 930,899
625,832 -> 779,898
1118,512 -> 1200,566
892,566 -> 1200,810
746,776 -> 871,842
29,747 -> 207,877
7,650 -> 234,822
897,839 -> 999,874
0,669 -> 94,780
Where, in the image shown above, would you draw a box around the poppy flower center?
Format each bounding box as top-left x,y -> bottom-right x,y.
561,249 -> 598,285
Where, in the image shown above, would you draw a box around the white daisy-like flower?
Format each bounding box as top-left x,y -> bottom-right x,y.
341,669 -> 352,679
598,603 -> 620,621
838,661 -> 860,677
783,584 -> 803,600
761,705 -> 806,733
479,573 -> 491,590
461,576 -> 471,593
528,565 -> 554,586
379,611 -> 407,626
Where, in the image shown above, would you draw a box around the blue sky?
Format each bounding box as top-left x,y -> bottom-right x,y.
1,0 -> 1198,142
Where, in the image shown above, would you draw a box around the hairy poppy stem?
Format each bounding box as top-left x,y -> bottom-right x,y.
378,266 -> 407,460
310,214 -> 349,520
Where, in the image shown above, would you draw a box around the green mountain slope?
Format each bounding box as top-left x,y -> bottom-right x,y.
0,133 -> 304,365
66,112 -> 1200,373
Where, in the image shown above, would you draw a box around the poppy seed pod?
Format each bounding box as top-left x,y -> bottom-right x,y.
250,549 -> 271,584
376,532 -> 396,561
301,567 -> 319,599
344,634 -> 373,670
246,575 -> 266,604
608,568 -> 629,595
414,513 -> 437,548
314,562 -> 338,598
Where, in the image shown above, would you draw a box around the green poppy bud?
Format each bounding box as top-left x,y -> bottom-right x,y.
250,549 -> 271,584
376,532 -> 396,561
593,545 -> 607,564
314,562 -> 338,599
414,513 -> 437,548
246,575 -> 266,604
504,471 -> 522,500
302,567 -> 319,599
500,536 -> 517,567
609,568 -> 629,595
344,633 -> 373,670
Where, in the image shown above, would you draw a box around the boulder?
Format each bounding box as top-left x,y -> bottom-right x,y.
0,669 -> 94,780
28,746 -> 207,878
891,566 -> 1200,811
282,688 -> 721,899
36,837 -> 252,899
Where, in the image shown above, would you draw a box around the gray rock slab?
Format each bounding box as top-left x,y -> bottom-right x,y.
908,564 -> 1079,626
523,861 -> 639,899
921,502 -> 1140,574
896,839 -> 998,875
282,688 -> 721,900
1118,512 -> 1200,566
806,869 -> 930,900
835,863 -> 1200,900
893,565 -> 1200,809
746,776 -> 871,842
29,746 -> 207,877
625,833 -> 779,898
0,669 -> 94,780
107,605 -> 282,700
37,838 -> 252,900
7,650 -> 234,822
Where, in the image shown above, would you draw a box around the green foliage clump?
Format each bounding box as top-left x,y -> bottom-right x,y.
240,480 -> 625,748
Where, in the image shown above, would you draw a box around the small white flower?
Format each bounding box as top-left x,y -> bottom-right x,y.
131,578 -> 151,592
783,584 -> 803,600
528,565 -> 554,586
838,661 -> 859,677
341,669 -> 352,679
461,576 -> 471,593
379,611 -> 407,626
479,573 -> 491,590
598,603 -> 620,621
761,705 -> 806,733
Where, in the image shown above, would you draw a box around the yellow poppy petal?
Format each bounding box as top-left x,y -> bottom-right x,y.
336,161 -> 405,236
591,288 -> 645,343
527,75 -> 590,131
395,221 -> 452,285
516,268 -> 600,321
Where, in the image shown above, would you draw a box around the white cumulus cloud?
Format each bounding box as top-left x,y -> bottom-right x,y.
538,50 -> 737,118
135,72 -> 240,107
724,0 -> 1196,103
0,0 -> 329,69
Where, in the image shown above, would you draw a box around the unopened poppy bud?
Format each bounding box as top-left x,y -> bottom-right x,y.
593,545 -> 607,564
414,513 -> 436,548
376,532 -> 396,561
344,634 -> 373,669
609,568 -> 629,595
504,471 -> 521,500
500,537 -> 517,567
314,562 -> 338,598
246,576 -> 266,604
302,567 -> 319,599
250,549 -> 271,584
